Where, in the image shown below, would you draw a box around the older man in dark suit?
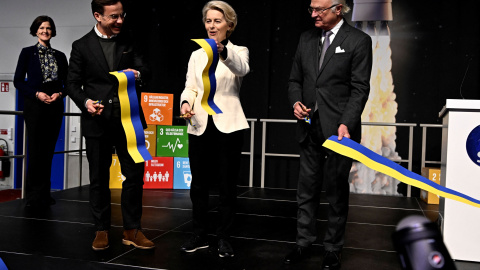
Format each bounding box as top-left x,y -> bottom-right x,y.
66,0 -> 153,251
284,0 -> 372,269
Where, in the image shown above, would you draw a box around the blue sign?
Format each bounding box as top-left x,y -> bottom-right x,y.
173,157 -> 191,189
466,125 -> 480,167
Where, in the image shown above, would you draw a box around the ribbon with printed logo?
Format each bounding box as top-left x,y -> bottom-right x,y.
110,71 -> 152,163
323,135 -> 480,208
191,38 -> 223,115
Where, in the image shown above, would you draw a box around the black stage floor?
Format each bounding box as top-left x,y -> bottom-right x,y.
0,186 -> 478,270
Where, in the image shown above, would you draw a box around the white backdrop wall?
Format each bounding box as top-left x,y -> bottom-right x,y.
0,0 -> 92,76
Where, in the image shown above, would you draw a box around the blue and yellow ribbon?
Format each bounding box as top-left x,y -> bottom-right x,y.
323,135 -> 480,208
191,39 -> 223,115
110,71 -> 152,163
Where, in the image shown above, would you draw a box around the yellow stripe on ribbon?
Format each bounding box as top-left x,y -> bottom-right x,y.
323,136 -> 480,208
110,71 -> 152,163
191,39 -> 223,115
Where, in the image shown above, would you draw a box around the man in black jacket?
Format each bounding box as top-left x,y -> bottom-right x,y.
66,0 -> 154,251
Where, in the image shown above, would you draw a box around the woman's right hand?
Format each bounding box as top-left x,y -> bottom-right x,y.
37,92 -> 52,104
180,103 -> 195,120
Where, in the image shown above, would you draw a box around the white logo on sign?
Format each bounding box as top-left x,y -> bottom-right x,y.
183,171 -> 192,187
162,138 -> 183,152
149,108 -> 165,123
145,170 -> 170,182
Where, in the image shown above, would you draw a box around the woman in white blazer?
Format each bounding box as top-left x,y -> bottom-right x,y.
179,0 -> 249,258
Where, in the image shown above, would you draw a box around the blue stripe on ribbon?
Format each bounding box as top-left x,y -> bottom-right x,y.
323,135 -> 480,207
121,71 -> 152,162
205,39 -> 222,114
0,257 -> 8,270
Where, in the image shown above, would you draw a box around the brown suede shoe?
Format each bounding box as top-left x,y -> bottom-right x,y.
92,230 -> 109,251
122,229 -> 155,249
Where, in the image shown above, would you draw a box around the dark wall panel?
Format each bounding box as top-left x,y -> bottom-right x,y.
121,0 -> 480,191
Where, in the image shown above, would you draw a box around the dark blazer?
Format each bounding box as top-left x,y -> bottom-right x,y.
14,45 -> 68,100
66,29 -> 149,137
288,20 -> 372,143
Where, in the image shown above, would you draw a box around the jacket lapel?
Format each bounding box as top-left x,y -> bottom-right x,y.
32,46 -> 43,80
317,21 -> 349,77
313,29 -> 321,76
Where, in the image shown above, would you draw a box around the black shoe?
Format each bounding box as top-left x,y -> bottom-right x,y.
284,245 -> 311,264
218,239 -> 234,258
48,197 -> 56,205
25,200 -> 48,209
322,251 -> 341,270
25,197 -> 55,208
180,235 -> 209,253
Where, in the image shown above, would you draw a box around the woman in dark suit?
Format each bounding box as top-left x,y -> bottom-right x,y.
14,15 -> 68,208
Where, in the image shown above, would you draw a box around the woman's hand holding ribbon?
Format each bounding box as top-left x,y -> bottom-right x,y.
180,103 -> 195,120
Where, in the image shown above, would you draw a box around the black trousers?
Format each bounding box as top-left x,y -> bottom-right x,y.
296,112 -> 352,252
85,117 -> 144,231
188,116 -> 244,239
24,98 -> 63,205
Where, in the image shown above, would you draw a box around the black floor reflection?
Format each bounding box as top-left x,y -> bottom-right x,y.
0,186 -> 477,269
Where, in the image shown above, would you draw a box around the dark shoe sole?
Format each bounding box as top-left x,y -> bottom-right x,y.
322,264 -> 341,270
181,245 -> 209,253
284,252 -> 311,264
218,252 -> 234,258
92,245 -> 109,251
122,239 -> 155,249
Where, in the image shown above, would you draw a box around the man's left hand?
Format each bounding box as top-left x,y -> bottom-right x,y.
123,68 -> 139,79
337,124 -> 350,140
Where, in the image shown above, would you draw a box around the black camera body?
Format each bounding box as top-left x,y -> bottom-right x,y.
392,215 -> 456,270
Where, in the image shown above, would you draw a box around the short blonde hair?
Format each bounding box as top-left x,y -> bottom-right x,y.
202,1 -> 237,37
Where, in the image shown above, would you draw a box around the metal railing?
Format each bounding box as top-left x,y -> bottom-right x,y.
2,108 -> 444,197
242,118 -> 256,187
259,119 -> 417,196
0,110 -> 84,198
420,124 -> 443,169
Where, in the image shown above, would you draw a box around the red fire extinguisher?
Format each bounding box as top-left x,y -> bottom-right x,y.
0,138 -> 11,178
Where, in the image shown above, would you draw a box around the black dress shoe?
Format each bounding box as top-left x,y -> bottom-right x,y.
218,239 -> 234,258
284,245 -> 311,264
180,235 -> 209,253
48,197 -> 56,205
322,251 -> 341,270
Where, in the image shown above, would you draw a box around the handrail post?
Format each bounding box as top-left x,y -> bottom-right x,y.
64,103 -> 70,190
421,126 -> 427,170
79,124 -> 83,187
261,121 -> 267,188
407,125 -> 414,197
21,121 -> 27,199
249,120 -> 255,187
419,124 -> 443,169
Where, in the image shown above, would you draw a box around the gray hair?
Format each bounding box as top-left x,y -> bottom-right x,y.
202,1 -> 237,37
332,0 -> 351,15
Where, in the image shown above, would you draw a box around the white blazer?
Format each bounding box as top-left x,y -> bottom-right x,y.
180,41 -> 250,136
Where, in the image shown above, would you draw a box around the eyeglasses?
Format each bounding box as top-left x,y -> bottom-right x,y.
308,4 -> 339,15
102,12 -> 126,21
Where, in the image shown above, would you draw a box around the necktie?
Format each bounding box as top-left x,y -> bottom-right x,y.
314,30 -> 333,113
319,30 -> 333,70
